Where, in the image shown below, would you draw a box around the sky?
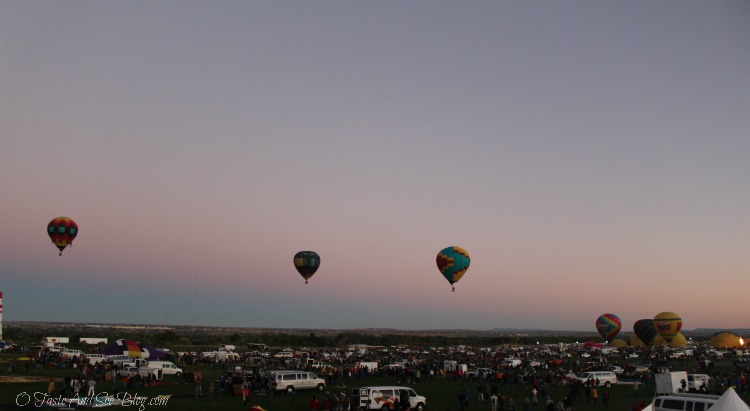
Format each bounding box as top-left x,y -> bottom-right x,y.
1,1 -> 749,332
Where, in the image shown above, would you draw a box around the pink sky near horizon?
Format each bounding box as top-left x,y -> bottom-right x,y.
1,1 -> 749,332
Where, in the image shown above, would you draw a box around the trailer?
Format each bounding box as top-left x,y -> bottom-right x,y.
656,371 -> 688,394
80,337 -> 108,345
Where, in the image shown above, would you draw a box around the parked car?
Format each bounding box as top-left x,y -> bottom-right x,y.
117,367 -> 140,377
466,368 -> 494,379
633,362 -> 651,373
265,370 -> 326,393
687,374 -> 711,392
577,371 -> 618,387
608,365 -> 624,375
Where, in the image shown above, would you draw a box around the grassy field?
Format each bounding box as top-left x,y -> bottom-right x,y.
0,357 -> 693,411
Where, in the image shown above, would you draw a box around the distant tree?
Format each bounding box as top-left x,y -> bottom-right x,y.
154,331 -> 180,344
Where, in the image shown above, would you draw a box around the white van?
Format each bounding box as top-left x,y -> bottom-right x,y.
577,371 -> 618,387
266,370 -> 325,393
355,386 -> 426,411
145,361 -> 183,376
652,393 -> 719,411
106,355 -> 132,365
60,348 -> 83,358
687,374 -> 711,392
86,354 -> 107,364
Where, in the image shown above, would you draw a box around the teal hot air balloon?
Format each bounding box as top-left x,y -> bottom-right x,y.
293,251 -> 320,284
436,246 -> 470,292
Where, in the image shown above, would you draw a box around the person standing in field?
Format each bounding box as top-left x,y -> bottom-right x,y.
242,381 -> 250,405
194,373 -> 202,396
591,386 -> 598,405
87,378 -> 96,397
309,395 -> 320,411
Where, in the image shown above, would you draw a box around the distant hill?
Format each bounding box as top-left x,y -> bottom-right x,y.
687,328 -> 750,337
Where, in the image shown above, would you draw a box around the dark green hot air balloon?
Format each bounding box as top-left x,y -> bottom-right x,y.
633,318 -> 658,346
294,251 -> 320,284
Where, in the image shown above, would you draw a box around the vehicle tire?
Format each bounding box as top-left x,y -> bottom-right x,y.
605,381 -> 611,388
317,384 -> 325,391
175,372 -> 182,377
286,386 -> 295,394
382,405 -> 390,411
415,403 -> 425,411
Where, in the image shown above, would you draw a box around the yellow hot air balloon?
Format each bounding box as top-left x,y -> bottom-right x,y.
630,334 -> 646,347
654,332 -> 688,348
609,338 -> 628,348
708,332 -> 744,348
653,312 -> 682,345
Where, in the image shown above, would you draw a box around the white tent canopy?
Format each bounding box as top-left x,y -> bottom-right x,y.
646,389 -> 750,411
712,388 -> 750,411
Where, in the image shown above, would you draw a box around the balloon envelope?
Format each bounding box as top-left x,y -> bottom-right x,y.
630,334 -> 646,347
633,319 -> 658,346
293,251 -> 320,283
436,246 -> 470,289
609,338 -> 628,348
654,332 -> 688,348
595,313 -> 622,341
653,312 -> 682,343
47,217 -> 78,256
709,332 -> 744,348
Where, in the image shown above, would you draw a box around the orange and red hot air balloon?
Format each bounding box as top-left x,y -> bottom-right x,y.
47,217 -> 78,256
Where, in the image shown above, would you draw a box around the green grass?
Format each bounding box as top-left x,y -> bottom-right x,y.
0,361 -> 657,410
1,355 -> 749,410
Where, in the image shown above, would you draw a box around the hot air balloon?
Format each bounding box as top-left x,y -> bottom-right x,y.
609,338 -> 628,348
630,334 -> 646,347
709,331 -> 744,349
595,314 -> 622,341
47,217 -> 78,256
653,311 -> 682,346
654,332 -> 688,348
293,251 -> 320,284
436,246 -> 470,292
633,319 -> 658,346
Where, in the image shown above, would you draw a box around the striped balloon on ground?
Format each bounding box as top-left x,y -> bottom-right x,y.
595,313 -> 622,341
